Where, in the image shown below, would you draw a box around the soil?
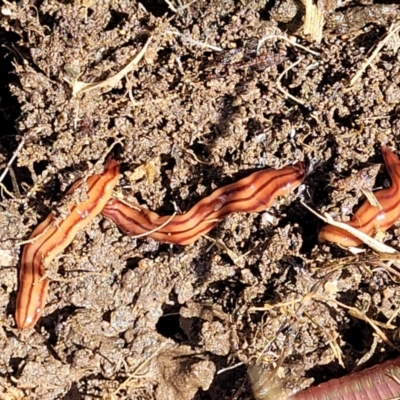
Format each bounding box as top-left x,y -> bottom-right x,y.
0,0 -> 400,399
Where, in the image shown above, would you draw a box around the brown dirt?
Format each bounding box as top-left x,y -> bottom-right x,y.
0,1 -> 400,399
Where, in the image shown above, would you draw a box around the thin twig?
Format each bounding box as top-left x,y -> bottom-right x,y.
349,22 -> 400,87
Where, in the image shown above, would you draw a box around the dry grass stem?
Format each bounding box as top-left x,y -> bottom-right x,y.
166,29 -> 222,51
204,235 -> 252,264
388,304 -> 400,326
16,226 -> 50,247
257,34 -> 320,56
112,343 -> 165,395
314,295 -> 396,348
164,0 -> 179,12
361,188 -> 381,209
349,22 -> 400,87
72,37 -> 152,96
276,57 -> 305,105
0,182 -> 16,199
129,210 -> 178,239
318,253 -> 400,281
305,311 -> 344,367
216,362 -> 244,375
128,92 -> 179,107
251,279 -> 331,364
255,334 -> 280,364
301,201 -> 398,254
252,291 -> 397,351
164,0 -> 199,13
370,260 -> 400,280
248,298 -> 302,312
0,128 -> 42,186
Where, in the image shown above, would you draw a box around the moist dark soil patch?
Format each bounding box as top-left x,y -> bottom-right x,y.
1,1 -> 400,399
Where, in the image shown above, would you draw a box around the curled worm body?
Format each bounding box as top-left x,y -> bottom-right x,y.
290,356 -> 400,400
319,147 -> 400,246
16,159 -> 120,329
101,162 -> 305,245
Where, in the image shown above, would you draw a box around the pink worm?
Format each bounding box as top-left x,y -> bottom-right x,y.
289,357 -> 400,400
